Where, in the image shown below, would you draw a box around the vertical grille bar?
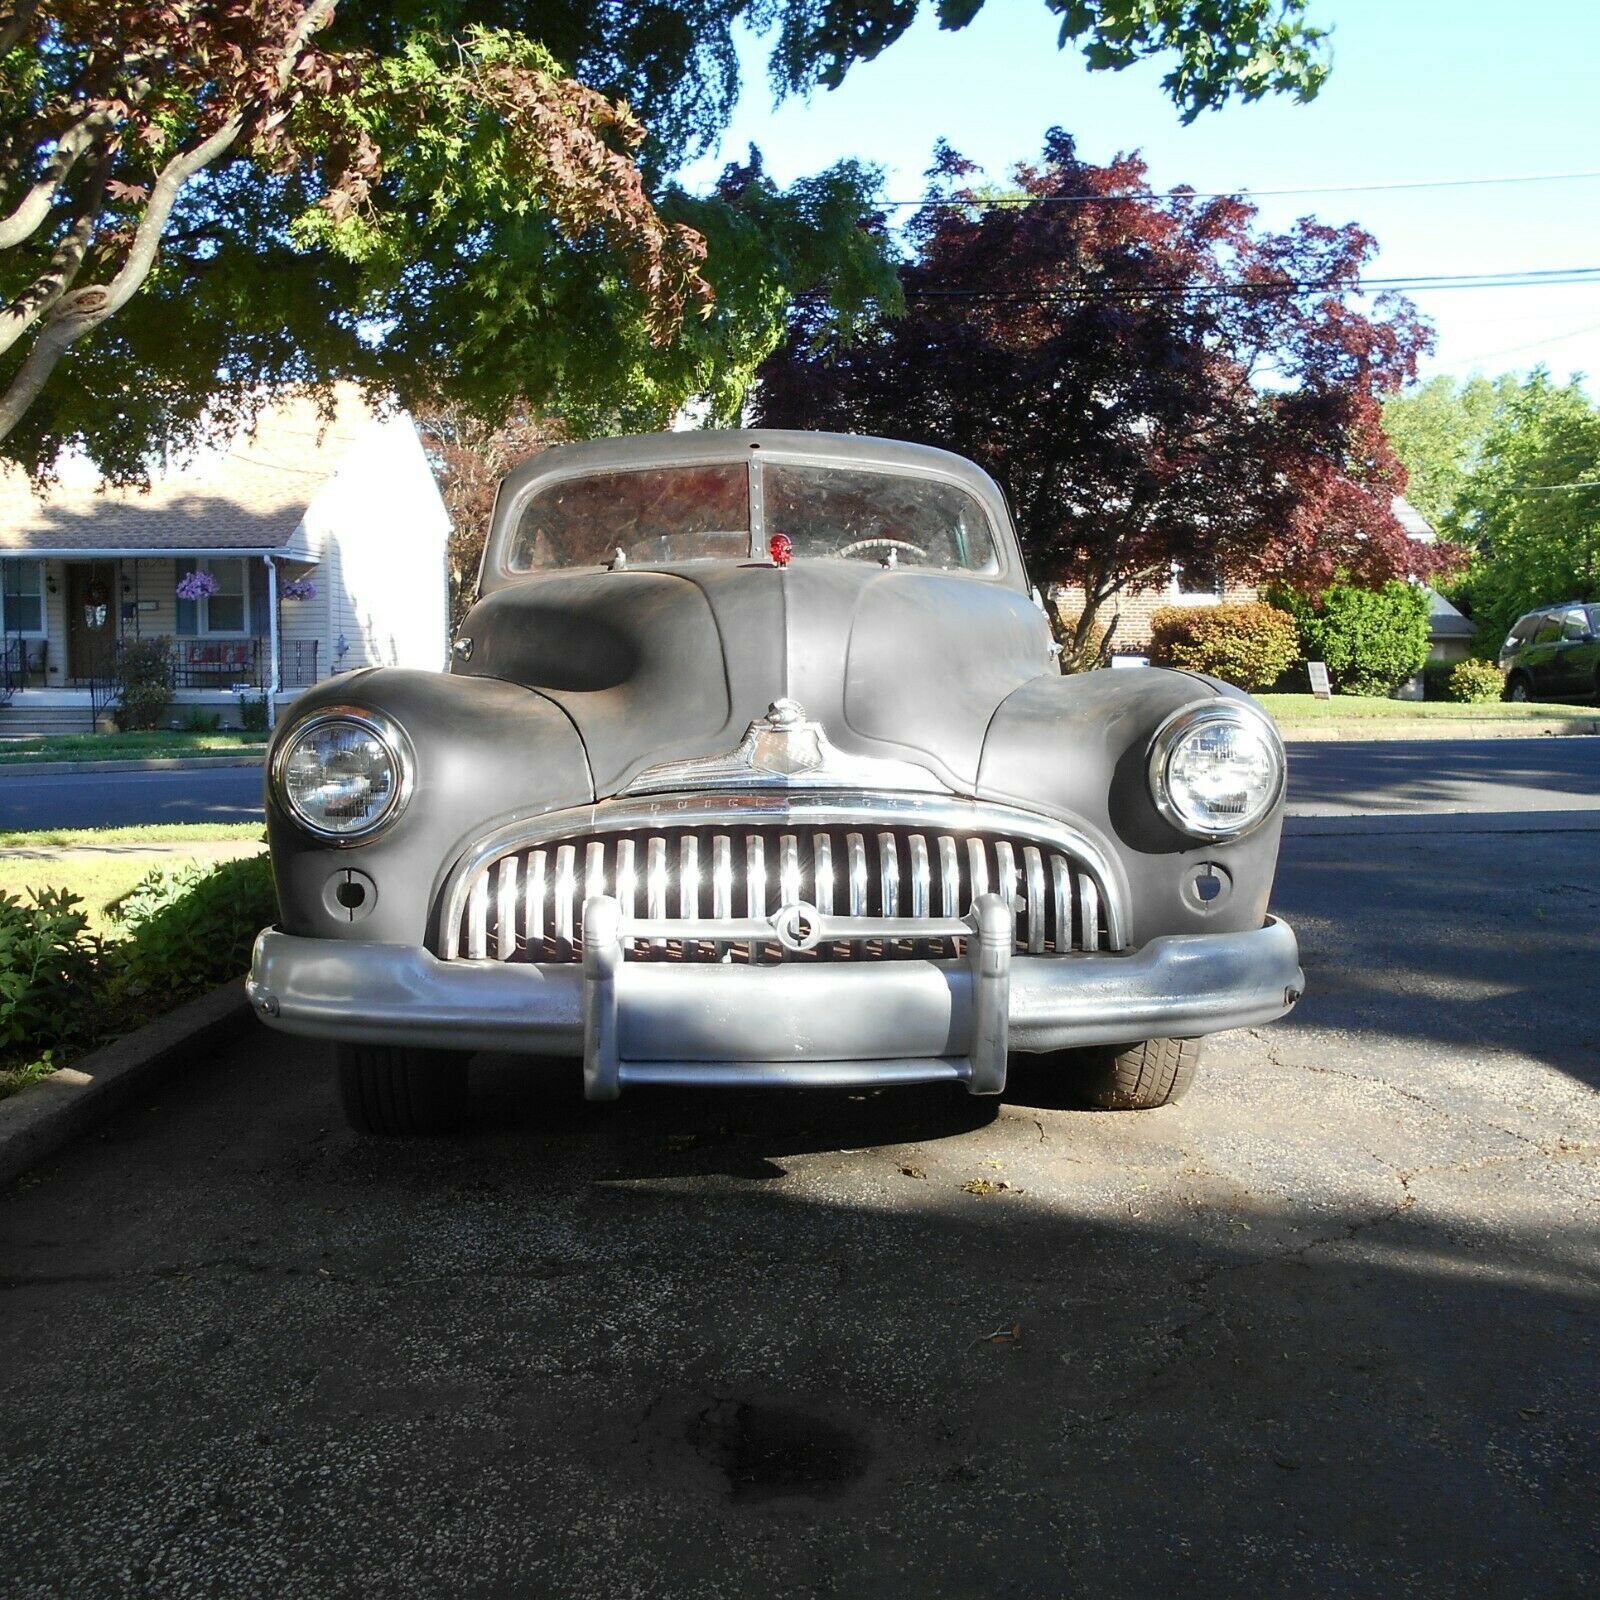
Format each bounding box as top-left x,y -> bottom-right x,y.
711,834 -> 732,959
679,835 -> 699,958
615,838 -> 636,925
1050,855 -> 1071,954
584,841 -> 606,906
877,832 -> 900,918
553,844 -> 576,955
779,833 -> 801,904
646,835 -> 668,950
812,833 -> 834,914
994,841 -> 1018,913
466,871 -> 489,961
1023,846 -> 1046,954
746,834 -> 766,960
524,848 -> 547,958
938,836 -> 960,918
846,833 -> 867,916
495,857 -> 519,961
1079,873 -> 1101,952
967,837 -> 989,902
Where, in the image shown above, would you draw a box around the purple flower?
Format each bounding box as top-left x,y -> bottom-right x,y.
279,578 -> 317,601
176,569 -> 220,601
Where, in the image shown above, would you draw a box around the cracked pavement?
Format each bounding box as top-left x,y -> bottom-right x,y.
2,811 -> 1598,1597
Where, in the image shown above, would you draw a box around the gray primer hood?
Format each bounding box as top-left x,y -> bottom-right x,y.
458,559 -> 1056,796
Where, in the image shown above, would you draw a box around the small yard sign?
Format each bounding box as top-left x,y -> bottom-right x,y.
1307,660 -> 1332,700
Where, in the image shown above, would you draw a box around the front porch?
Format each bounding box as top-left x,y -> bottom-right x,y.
0,552 -> 322,727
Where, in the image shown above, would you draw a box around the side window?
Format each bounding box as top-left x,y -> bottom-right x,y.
1560,607 -> 1591,641
1533,617 -> 1562,645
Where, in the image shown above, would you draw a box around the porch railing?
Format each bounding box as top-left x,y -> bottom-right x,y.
56,637 -> 321,692
0,635 -> 47,702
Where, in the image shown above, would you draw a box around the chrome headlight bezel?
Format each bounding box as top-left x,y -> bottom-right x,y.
1146,701 -> 1285,842
271,706 -> 415,845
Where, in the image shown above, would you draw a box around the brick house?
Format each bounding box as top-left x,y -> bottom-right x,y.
1050,495 -> 1474,664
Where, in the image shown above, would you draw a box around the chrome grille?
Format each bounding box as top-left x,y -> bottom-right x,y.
446,821 -> 1110,963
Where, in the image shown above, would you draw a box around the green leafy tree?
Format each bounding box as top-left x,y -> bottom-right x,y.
0,1 -> 1330,478
1446,372 -> 1600,645
1382,373 -> 1517,528
1273,581 -> 1433,696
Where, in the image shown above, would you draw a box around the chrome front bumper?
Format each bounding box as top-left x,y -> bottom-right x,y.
248,900 -> 1302,1100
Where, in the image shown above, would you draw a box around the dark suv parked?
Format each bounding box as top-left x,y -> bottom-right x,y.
1500,602 -> 1600,702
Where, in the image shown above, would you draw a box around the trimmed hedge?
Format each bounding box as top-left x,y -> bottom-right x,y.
1148,602 -> 1299,692
114,636 -> 175,732
1274,582 -> 1433,697
1447,659 -> 1506,704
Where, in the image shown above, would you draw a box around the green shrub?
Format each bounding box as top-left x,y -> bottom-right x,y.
1274,582 -> 1433,696
114,636 -> 174,731
1148,602 -> 1299,691
111,854 -> 278,1005
0,888 -> 105,1072
1447,658 -> 1505,704
237,690 -> 269,734
182,707 -> 222,733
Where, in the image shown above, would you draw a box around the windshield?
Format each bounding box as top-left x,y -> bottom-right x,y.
506,461 -> 999,573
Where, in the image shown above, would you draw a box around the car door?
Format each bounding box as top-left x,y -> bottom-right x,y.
1549,606 -> 1594,698
1521,614 -> 1564,698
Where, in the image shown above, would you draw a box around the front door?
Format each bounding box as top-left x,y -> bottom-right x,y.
66,561 -> 118,681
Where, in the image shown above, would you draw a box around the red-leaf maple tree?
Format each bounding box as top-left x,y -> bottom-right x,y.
755,132 -> 1454,651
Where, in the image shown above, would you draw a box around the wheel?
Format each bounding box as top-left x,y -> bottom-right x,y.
336,1042 -> 468,1134
1506,671 -> 1532,703
1071,1038 -> 1202,1110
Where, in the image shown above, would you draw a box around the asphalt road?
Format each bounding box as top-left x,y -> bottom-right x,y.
2,736 -> 1599,829
2,815 -> 1598,1594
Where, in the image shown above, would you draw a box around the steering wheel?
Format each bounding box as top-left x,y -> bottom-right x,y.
835,536 -> 930,562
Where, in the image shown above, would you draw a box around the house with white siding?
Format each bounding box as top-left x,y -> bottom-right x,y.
0,386 -> 449,734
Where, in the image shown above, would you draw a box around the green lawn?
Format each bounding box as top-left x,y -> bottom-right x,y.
0,835 -> 266,936
1256,693 -> 1599,727
0,730 -> 266,765
0,823 -> 264,848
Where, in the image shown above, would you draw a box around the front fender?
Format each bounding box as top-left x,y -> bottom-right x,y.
977,668 -> 1285,947
266,669 -> 594,944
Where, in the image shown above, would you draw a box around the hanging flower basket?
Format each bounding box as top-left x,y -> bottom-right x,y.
176,569 -> 220,601
279,577 -> 317,602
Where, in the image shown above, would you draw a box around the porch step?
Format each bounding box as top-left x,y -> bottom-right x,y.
0,704 -> 98,737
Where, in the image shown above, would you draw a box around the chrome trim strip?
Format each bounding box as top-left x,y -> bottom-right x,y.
442,790 -> 1128,951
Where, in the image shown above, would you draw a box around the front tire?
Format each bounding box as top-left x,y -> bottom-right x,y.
1072,1038 -> 1201,1110
336,1043 -> 468,1135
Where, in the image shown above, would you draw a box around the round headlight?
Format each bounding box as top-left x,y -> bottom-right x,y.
1148,703 -> 1284,841
273,709 -> 412,841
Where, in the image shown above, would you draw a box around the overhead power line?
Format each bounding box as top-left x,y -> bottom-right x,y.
891,266 -> 1600,302
876,168 -> 1600,208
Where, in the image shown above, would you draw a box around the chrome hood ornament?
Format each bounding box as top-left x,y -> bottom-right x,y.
622,698 -> 950,796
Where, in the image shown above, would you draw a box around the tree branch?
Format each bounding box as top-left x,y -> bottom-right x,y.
0,110 -> 115,252
0,0 -> 340,445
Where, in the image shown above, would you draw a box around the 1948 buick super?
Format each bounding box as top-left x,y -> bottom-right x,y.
248,430 -> 1302,1133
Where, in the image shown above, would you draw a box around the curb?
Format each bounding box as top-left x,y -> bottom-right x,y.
1278,720 -> 1600,742
0,982 -> 256,1188
0,753 -> 266,777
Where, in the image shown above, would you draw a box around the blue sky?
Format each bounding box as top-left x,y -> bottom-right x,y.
678,0 -> 1600,391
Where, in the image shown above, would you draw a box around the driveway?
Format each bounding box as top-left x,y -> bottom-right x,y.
1,812 -> 1596,1595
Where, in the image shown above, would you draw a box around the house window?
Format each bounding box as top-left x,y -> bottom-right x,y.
176,557 -> 250,636
1169,557 -> 1224,603
1,560 -> 44,634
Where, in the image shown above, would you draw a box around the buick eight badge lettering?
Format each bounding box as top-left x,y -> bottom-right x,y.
248,430 -> 1303,1133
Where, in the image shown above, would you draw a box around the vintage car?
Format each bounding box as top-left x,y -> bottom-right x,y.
248,430 -> 1302,1133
